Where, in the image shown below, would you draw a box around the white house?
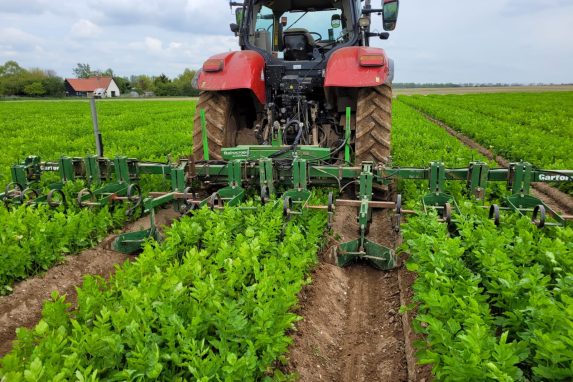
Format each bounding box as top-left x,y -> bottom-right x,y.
65,77 -> 121,98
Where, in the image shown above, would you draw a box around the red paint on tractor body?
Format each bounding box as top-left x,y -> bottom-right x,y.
197,51 -> 266,104
324,47 -> 390,88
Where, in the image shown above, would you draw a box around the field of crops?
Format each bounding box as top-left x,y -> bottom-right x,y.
0,101 -> 195,294
399,92 -> 573,170
392,99 -> 573,380
0,100 -> 195,184
0,94 -> 572,381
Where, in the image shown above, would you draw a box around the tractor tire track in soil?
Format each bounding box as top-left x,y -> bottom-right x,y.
287,206 -> 423,381
414,107 -> 573,215
0,208 -> 178,357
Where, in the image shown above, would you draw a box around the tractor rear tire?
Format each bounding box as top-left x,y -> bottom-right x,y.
355,85 -> 392,165
193,92 -> 237,161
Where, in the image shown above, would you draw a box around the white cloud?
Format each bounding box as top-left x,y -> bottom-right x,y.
127,35 -> 236,66
0,27 -> 41,45
144,37 -> 163,54
0,0 -> 572,83
85,0 -> 229,34
0,0 -> 50,15
70,19 -> 102,39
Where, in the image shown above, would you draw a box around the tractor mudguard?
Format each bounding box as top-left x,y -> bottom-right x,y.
196,51 -> 266,104
324,47 -> 392,88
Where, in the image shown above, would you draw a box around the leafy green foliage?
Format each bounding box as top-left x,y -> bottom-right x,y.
0,100 -> 195,184
393,98 -> 573,380
458,215 -> 573,380
0,198 -> 128,294
0,100 -> 196,291
399,92 -> 573,195
0,203 -> 327,380
402,214 -> 529,381
399,92 -> 573,169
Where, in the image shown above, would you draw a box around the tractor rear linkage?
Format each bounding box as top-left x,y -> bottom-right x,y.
2,152 -> 572,270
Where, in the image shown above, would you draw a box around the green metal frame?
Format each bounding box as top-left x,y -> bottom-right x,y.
337,162 -> 397,270
113,209 -> 161,253
421,162 -> 460,222
3,149 -> 572,259
222,146 -> 330,161
5,104 -> 572,265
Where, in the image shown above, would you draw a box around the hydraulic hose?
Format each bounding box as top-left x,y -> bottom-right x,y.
270,120 -> 303,159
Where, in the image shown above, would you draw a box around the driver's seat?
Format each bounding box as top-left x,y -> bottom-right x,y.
283,28 -> 315,61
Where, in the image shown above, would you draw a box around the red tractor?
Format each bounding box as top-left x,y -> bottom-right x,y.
193,0 -> 399,171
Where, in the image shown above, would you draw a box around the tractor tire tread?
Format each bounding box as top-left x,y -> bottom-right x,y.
193,92 -> 234,161
355,85 -> 392,165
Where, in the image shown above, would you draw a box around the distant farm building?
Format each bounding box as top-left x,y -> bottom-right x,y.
64,77 -> 120,98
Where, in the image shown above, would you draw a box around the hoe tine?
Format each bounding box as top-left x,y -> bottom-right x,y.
261,185 -> 269,205
532,205 -> 546,229
77,188 -> 96,208
3,182 -> 24,206
126,184 -> 143,217
208,192 -> 223,210
442,203 -> 452,225
394,194 -> 402,233
489,204 -> 500,227
327,192 -> 334,229
179,186 -> 198,215
283,196 -> 293,221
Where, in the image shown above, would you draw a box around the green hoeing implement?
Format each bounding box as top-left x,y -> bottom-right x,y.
3,111 -> 573,270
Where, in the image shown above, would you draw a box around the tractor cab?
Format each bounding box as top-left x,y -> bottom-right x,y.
237,0 -> 360,64
248,2 -> 352,61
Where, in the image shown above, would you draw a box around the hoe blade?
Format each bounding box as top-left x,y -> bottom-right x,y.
336,239 -> 396,271
112,228 -> 161,254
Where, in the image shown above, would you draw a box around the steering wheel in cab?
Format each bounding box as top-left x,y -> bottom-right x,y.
309,32 -> 323,43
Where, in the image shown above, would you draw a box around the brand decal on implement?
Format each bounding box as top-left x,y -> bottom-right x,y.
229,150 -> 249,158
539,174 -> 569,181
41,165 -> 59,171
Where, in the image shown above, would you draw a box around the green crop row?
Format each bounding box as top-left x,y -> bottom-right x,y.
0,203 -> 127,295
0,180 -> 133,294
0,100 -> 196,184
0,203 -> 327,380
0,100 -> 196,293
403,209 -> 573,381
393,100 -> 573,381
391,100 -> 495,205
394,101 -> 529,380
402,214 -> 529,381
398,93 -> 573,170
402,92 -> 573,139
458,215 -> 573,380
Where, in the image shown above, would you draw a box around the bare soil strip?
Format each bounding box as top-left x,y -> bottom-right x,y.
416,109 -> 573,215
287,206 -> 413,381
0,208 -> 178,357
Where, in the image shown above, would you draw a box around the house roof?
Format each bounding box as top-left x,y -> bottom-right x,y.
66,77 -> 113,92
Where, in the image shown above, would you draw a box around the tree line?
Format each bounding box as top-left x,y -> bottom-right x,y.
0,61 -> 200,98
0,61 -> 66,97
3,60 -> 570,98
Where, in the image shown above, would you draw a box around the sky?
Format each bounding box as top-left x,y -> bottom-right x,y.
0,0 -> 572,83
